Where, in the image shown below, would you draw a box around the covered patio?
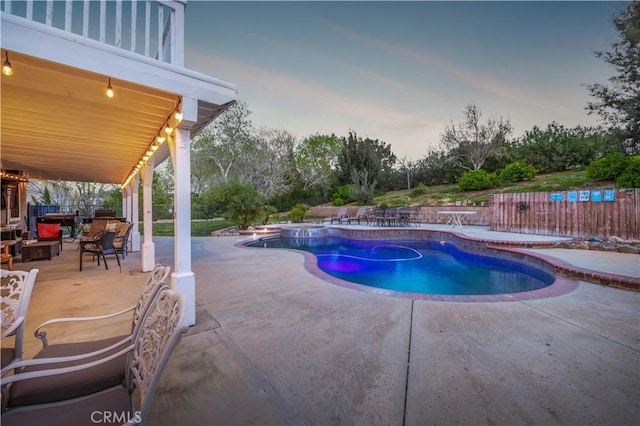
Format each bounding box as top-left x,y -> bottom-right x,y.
12,228 -> 640,425
1,0 -> 237,325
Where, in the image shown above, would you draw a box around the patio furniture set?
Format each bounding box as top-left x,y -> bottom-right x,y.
0,264 -> 185,425
1,217 -> 134,272
323,207 -> 478,229
324,206 -> 422,227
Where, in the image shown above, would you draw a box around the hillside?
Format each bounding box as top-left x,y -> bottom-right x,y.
373,170 -> 617,207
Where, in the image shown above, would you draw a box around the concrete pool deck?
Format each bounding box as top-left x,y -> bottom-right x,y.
7,225 -> 640,425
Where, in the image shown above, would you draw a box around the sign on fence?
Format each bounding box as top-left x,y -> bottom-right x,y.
490,188 -> 639,239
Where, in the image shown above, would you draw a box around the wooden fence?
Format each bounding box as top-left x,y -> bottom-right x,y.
490,189 -> 640,240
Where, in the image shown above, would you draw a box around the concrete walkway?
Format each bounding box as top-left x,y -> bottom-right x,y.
8,227 -> 640,426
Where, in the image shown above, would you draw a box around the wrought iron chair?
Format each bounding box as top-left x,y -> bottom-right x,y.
1,288 -> 186,426
1,269 -> 39,374
1,265 -> 170,408
79,231 -> 120,272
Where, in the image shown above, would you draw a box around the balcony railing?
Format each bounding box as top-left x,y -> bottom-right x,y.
1,0 -> 185,66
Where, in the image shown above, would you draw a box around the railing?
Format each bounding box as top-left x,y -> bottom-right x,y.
1,0 -> 185,66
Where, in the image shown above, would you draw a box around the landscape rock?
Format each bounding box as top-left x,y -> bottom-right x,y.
554,241 -> 573,249
618,245 -> 640,255
609,236 -> 626,243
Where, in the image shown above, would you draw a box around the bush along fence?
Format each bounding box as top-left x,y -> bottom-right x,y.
490,188 -> 639,240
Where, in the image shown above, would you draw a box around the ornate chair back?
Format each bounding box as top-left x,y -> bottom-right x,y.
1,269 -> 39,370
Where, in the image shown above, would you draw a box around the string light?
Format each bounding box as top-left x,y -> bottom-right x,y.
122,102 -> 183,188
2,51 -> 13,76
106,78 -> 114,98
0,169 -> 28,182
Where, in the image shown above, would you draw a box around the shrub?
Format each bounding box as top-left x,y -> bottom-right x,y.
223,184 -> 264,230
261,205 -> 278,225
458,170 -> 500,191
585,152 -> 629,180
616,155 -> 640,188
331,185 -> 354,206
409,184 -> 427,198
287,203 -> 310,223
499,160 -> 536,182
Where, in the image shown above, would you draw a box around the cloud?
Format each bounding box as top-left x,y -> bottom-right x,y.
323,20 -> 569,114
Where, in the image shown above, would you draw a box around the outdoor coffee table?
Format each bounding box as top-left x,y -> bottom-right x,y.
22,241 -> 61,262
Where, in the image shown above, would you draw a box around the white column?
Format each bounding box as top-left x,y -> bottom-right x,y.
169,96 -> 197,326
121,186 -> 129,221
141,158 -> 155,272
130,175 -> 141,252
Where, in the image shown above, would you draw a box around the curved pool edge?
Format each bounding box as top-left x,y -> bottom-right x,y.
235,227 -> 639,301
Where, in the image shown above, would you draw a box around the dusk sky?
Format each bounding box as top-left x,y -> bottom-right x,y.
183,1 -> 627,161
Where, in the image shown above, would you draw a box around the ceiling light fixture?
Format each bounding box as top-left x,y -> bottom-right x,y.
106,78 -> 114,98
2,51 -> 13,76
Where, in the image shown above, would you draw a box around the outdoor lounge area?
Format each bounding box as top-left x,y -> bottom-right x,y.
3,224 -> 638,425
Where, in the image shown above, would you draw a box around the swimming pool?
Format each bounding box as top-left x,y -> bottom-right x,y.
245,235 -> 556,296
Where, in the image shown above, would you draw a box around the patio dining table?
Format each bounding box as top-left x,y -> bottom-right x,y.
437,211 -> 477,230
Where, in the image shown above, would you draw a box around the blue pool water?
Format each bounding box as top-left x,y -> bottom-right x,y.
246,237 -> 554,295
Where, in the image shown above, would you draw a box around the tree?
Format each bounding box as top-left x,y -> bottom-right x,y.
397,157 -> 414,190
239,127 -> 297,199
294,133 -> 341,193
441,104 -> 512,171
513,123 -> 609,173
191,101 -> 254,186
71,182 -> 108,217
587,2 -> 640,151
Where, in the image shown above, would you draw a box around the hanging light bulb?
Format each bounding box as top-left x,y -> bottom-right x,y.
106,78 -> 114,98
174,111 -> 183,122
164,124 -> 173,135
156,135 -> 166,144
2,52 -> 13,76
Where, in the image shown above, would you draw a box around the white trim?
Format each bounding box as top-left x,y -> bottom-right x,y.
1,13 -> 237,106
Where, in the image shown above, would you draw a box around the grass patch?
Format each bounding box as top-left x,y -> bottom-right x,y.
373,170 -> 613,206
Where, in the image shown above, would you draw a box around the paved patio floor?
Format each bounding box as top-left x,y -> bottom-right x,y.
7,225 -> 640,425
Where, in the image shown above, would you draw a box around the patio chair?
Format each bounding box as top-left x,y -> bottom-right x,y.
1,269 -> 39,374
1,288 -> 187,426
346,207 -> 369,225
77,217 -> 110,248
1,243 -> 13,271
35,222 -> 63,251
409,206 -> 422,227
113,222 -> 133,259
79,231 -> 121,272
323,207 -> 348,224
1,265 -> 170,408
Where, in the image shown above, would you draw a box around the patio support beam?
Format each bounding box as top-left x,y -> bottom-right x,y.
168,96 -> 196,326
130,175 -> 141,253
141,159 -> 155,272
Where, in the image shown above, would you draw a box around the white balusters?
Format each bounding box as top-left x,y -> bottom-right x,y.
1,0 -> 183,66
